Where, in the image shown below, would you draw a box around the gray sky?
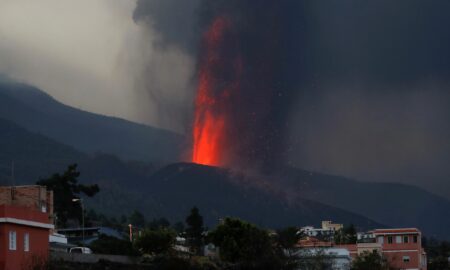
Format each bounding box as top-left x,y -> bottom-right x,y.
0,0 -> 195,132
0,0 -> 449,198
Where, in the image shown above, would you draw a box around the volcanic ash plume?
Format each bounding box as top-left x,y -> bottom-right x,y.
191,1 -> 303,169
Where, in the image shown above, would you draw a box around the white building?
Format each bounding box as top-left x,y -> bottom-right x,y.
293,247 -> 351,270
299,221 -> 343,239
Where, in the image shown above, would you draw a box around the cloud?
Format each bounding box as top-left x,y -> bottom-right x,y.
0,0 -> 195,132
287,80 -> 450,196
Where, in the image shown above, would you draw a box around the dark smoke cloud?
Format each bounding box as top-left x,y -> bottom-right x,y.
286,0 -> 450,197
133,0 -> 201,53
131,0 -> 202,132
194,0 -> 308,169
134,0 -> 307,168
134,0 -> 450,196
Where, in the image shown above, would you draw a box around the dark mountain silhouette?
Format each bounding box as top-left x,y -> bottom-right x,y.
133,163 -> 450,239
0,117 -> 85,185
140,162 -> 382,230
0,117 -> 380,231
0,77 -> 183,162
1,77 -> 449,239
268,167 -> 450,239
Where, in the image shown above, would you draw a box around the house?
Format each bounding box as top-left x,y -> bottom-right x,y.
297,236 -> 333,248
57,226 -> 124,245
49,232 -> 74,253
372,228 -> 427,270
299,220 -> 343,240
0,185 -> 54,269
336,228 -> 427,270
292,247 -> 351,270
322,221 -> 344,232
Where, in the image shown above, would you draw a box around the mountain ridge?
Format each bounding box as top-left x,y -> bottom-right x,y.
0,78 -> 184,162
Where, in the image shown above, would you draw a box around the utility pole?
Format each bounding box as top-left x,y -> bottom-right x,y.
72,198 -> 85,244
11,161 -> 15,186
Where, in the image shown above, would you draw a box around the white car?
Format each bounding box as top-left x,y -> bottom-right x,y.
69,247 -> 93,254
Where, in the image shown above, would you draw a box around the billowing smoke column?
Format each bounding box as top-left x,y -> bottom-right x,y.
132,0 -> 304,168
191,1 -> 304,168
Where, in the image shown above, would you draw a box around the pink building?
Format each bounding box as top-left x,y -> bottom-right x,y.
335,228 -> 427,270
372,228 -> 427,270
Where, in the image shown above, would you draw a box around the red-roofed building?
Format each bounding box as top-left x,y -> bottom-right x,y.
335,228 -> 427,270
0,185 -> 54,270
296,236 -> 333,248
372,228 -> 427,270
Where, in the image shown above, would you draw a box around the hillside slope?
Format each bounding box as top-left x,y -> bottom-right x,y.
126,163 -> 450,239
140,163 -> 381,230
0,117 -> 86,184
0,77 -> 183,162
1,119 -> 447,238
0,118 -> 380,231
270,167 -> 450,239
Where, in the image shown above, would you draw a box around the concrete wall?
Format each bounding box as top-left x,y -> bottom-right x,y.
50,252 -> 141,265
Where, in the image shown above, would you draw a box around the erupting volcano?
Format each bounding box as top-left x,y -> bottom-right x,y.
192,16 -> 241,166
190,1 -> 301,169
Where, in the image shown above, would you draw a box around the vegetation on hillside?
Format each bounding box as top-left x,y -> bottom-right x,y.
37,164 -> 99,227
423,238 -> 450,270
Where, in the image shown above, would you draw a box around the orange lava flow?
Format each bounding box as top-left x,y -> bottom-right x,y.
192,17 -> 230,166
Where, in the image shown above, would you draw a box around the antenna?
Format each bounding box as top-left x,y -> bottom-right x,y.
11,161 -> 15,200
11,161 -> 15,187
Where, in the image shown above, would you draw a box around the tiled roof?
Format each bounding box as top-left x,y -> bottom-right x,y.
371,228 -> 420,234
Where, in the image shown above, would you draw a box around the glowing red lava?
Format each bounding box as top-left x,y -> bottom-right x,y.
192,17 -> 232,166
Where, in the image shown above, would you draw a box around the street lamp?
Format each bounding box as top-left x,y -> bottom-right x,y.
72,198 -> 85,244
128,224 -> 133,242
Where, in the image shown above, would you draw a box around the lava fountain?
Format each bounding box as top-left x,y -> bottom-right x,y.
192,16 -> 241,166
191,1 -> 298,169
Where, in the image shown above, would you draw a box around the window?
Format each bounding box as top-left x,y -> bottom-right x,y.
24,233 -> 29,252
403,256 -> 410,262
403,235 -> 409,243
413,235 -> 418,243
377,236 -> 384,244
396,235 -> 402,243
9,231 -> 16,250
387,236 -> 393,244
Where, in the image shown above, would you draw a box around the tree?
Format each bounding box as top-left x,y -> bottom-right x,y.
185,207 -> 204,255
351,250 -> 391,270
129,210 -> 146,228
335,224 -> 357,244
424,237 -> 450,270
37,164 -> 99,227
277,227 -> 301,252
135,228 -> 176,255
277,227 -> 302,267
173,221 -> 185,233
208,217 -> 282,269
90,234 -> 139,256
148,218 -> 171,229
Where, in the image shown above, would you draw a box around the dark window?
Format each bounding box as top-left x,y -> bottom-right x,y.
403,236 -> 409,243
387,236 -> 393,244
413,235 -> 418,243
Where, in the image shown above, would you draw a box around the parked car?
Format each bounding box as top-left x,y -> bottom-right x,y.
69,247 -> 93,254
